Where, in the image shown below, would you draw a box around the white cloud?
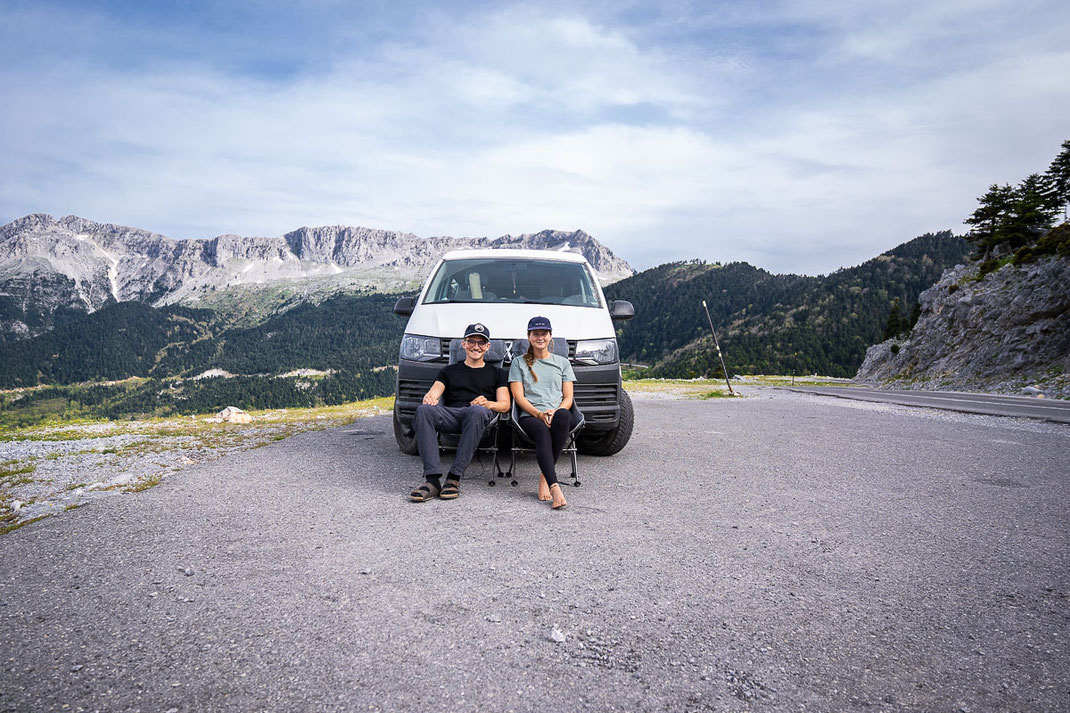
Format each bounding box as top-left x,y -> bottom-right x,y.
1,1 -> 1068,275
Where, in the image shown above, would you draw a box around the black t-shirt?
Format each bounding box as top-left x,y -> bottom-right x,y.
436,362 -> 508,407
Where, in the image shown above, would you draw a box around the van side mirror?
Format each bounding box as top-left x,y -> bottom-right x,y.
610,300 -> 634,321
393,296 -> 415,316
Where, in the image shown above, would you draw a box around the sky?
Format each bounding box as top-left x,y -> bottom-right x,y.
1,0 -> 1068,274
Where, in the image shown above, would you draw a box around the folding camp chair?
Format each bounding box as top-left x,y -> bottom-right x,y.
494,337 -> 585,488
436,338 -> 509,478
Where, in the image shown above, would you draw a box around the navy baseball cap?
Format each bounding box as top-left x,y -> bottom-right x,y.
464,323 -> 491,340
526,316 -> 552,332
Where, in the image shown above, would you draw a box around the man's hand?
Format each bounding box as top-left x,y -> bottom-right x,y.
423,393 -> 439,406
470,395 -> 491,409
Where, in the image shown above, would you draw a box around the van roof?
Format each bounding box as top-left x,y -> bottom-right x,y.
440,248 -> 590,264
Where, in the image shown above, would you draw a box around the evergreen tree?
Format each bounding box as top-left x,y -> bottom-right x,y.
1047,139 -> 1070,220
1001,173 -> 1060,249
882,298 -> 906,341
908,300 -> 922,330
964,183 -> 1016,257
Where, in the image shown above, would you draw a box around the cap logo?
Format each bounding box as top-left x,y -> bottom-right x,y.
474,323 -> 485,333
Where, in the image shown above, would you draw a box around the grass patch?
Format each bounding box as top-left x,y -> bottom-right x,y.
0,427 -> 119,443
64,503 -> 85,511
0,514 -> 51,536
0,462 -> 37,481
975,255 -> 1015,280
624,378 -> 742,399
123,474 -> 162,493
733,374 -> 857,387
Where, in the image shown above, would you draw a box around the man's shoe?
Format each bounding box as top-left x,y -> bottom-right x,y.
439,478 -> 461,499
409,482 -> 440,502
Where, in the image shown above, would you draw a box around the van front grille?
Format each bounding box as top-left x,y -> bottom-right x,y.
574,382 -> 618,407
397,379 -> 434,403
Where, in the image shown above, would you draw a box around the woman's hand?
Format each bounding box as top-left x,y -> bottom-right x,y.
540,409 -> 556,426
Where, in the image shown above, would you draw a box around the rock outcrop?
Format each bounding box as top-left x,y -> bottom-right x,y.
856,255 -> 1070,396
0,214 -> 634,338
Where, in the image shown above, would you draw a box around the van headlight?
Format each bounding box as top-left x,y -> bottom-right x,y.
400,334 -> 441,362
574,338 -> 618,365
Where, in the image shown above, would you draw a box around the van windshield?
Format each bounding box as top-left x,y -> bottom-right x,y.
423,258 -> 602,308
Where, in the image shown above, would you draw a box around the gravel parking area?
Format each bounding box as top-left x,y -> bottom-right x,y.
1,387 -> 1068,712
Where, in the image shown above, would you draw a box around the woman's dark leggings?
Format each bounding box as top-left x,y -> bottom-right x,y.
518,410 -> 575,486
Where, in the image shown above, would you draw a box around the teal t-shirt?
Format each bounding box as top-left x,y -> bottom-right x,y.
508,353 -> 576,412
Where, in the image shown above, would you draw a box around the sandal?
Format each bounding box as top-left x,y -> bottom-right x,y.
409,482 -> 440,502
439,478 -> 461,500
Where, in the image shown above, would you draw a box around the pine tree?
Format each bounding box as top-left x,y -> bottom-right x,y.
1002,173 -> 1060,249
964,184 -> 1016,257
908,300 -> 922,330
882,298 -> 906,341
1047,139 -> 1070,220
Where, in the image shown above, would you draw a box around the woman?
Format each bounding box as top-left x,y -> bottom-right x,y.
508,316 -> 576,509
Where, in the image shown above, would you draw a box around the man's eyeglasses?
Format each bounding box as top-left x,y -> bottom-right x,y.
464,339 -> 489,349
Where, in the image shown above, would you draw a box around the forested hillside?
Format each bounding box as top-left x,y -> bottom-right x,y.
606,231 -> 971,378
0,293 -> 402,424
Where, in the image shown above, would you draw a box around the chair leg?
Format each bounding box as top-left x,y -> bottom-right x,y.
510,428 -> 519,487
569,444 -> 580,487
503,428 -> 517,486
490,446 -> 501,486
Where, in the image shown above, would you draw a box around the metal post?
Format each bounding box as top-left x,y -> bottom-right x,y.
701,300 -> 735,395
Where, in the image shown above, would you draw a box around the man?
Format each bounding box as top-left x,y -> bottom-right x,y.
408,323 -> 510,502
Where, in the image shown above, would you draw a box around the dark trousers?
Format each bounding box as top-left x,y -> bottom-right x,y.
518,409 -> 575,486
414,404 -> 496,478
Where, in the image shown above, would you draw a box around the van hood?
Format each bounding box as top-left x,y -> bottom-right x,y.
403,303 -> 616,341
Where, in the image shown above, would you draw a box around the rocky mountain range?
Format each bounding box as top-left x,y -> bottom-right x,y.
856,253 -> 1070,397
0,214 -> 634,339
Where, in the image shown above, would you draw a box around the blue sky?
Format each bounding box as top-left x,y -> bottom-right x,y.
2,0 -> 1068,274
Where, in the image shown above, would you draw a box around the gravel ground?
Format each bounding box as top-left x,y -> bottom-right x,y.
1,387 -> 1068,712
0,403 -> 392,530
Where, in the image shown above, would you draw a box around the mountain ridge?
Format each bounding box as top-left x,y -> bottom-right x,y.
0,213 -> 634,339
604,231 -> 973,378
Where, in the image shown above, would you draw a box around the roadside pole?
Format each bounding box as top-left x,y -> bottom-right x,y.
701,300 -> 735,396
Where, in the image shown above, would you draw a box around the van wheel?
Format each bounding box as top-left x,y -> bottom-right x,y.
577,390 -> 634,456
394,412 -> 419,455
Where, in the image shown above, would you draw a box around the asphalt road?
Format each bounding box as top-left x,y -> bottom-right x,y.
785,386 -> 1070,424
2,390 -> 1069,713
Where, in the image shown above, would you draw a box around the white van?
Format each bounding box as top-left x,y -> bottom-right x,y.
392,249 -> 635,456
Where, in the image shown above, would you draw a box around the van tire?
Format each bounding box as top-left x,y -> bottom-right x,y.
577,389 -> 633,456
394,411 -> 419,455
